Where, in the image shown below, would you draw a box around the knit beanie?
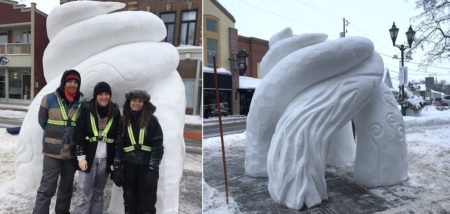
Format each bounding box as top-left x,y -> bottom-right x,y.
93,82 -> 112,98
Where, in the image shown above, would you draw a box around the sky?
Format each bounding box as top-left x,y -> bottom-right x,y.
18,0 -> 59,14
217,0 -> 450,84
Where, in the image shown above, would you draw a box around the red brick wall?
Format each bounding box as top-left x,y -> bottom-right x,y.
238,36 -> 269,78
33,12 -> 48,95
0,2 -> 31,24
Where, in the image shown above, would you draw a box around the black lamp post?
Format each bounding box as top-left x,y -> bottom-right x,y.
389,22 -> 416,116
236,50 -> 249,76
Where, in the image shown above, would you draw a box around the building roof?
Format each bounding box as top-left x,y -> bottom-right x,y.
238,35 -> 268,45
209,0 -> 235,23
0,0 -> 47,17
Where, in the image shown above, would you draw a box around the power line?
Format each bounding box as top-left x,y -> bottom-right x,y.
236,0 -> 325,33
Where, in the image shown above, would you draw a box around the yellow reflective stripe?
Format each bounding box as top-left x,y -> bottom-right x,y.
103,118 -> 114,137
127,124 -> 137,145
56,95 -> 68,120
89,113 -> 98,137
54,95 -> 80,126
125,124 -> 150,152
123,146 -> 135,152
47,119 -> 67,125
72,104 -> 81,121
138,129 -> 144,145
141,145 -> 152,151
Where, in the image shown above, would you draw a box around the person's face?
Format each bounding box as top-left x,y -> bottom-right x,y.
65,79 -> 79,93
96,92 -> 110,107
130,98 -> 144,111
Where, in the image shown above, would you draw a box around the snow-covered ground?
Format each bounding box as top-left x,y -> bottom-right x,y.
203,106 -> 450,213
0,127 -> 202,213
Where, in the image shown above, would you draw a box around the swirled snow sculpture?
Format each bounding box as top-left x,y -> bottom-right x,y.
15,2 -> 185,213
245,28 -> 407,209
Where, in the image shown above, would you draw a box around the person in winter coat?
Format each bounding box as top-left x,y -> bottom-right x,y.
113,90 -> 164,214
73,82 -> 121,213
33,69 -> 83,214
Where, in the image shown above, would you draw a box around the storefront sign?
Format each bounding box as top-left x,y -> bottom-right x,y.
0,56 -> 9,65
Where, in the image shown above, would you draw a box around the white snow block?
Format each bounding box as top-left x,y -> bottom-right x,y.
15,2 -> 185,213
353,83 -> 408,187
247,28 -> 408,210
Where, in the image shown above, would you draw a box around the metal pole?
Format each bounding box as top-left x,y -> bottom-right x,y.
343,18 -> 346,37
213,56 -> 229,204
400,45 -> 406,116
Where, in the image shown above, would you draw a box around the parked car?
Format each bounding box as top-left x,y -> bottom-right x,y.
442,95 -> 450,106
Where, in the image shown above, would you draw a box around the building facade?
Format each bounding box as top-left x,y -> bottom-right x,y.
237,36 -> 268,115
0,0 -> 48,104
203,0 -> 240,117
61,0 -> 202,115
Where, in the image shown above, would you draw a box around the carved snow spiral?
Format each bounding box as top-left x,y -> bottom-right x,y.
16,2 -> 185,213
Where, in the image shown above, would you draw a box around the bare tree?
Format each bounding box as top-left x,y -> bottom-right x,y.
412,0 -> 450,65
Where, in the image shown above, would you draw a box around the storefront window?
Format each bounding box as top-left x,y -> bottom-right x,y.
8,68 -> 30,100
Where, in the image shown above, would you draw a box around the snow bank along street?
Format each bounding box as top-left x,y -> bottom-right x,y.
203,106 -> 450,213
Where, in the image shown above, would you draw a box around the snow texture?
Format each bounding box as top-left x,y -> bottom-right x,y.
246,28 -> 407,209
15,1 -> 186,213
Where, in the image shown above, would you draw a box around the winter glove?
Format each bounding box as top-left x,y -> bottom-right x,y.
111,160 -> 125,187
148,160 -> 159,173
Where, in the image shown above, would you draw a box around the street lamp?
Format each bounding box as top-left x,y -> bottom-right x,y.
389,22 -> 416,116
236,50 -> 249,76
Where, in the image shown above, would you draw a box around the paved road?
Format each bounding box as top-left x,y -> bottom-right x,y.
203,117 -> 246,138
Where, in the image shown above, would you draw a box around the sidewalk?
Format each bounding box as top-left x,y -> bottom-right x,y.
203,132 -> 450,213
0,103 -> 28,111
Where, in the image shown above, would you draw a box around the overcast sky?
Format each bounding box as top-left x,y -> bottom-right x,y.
217,0 -> 450,83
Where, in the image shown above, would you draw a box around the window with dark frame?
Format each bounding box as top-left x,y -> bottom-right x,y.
207,38 -> 218,67
160,12 -> 176,45
180,10 -> 197,45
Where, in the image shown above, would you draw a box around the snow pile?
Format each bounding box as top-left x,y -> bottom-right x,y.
239,76 -> 261,89
404,87 -> 424,110
0,110 -> 26,119
203,67 -> 231,75
202,180 -> 240,214
185,115 -> 202,125
404,105 -> 450,128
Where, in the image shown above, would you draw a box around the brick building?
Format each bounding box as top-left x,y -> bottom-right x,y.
0,0 -> 48,104
237,36 -> 268,115
61,0 -> 202,115
238,36 -> 268,78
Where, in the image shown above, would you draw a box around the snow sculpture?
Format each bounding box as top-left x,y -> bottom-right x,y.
15,2 -> 185,213
245,28 -> 407,209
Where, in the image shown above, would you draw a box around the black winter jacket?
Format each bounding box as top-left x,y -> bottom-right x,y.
73,100 -> 121,173
115,113 -> 164,167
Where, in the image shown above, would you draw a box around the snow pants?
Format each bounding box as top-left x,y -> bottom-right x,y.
33,155 -> 77,214
123,162 -> 159,214
74,157 -> 108,214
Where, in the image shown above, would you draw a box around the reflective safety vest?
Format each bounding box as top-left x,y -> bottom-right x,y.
123,124 -> 152,152
47,95 -> 80,127
85,113 -> 115,143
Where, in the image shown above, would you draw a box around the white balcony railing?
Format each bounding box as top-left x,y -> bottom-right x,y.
0,43 -> 31,55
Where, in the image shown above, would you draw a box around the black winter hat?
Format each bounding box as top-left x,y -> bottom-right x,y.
57,69 -> 82,102
125,90 -> 150,102
93,82 -> 112,98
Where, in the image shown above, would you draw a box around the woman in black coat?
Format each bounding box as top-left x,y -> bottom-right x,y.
73,82 -> 121,213
114,90 -> 164,214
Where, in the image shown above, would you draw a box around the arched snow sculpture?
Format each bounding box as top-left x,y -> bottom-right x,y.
246,28 -> 407,209
15,2 -> 185,213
